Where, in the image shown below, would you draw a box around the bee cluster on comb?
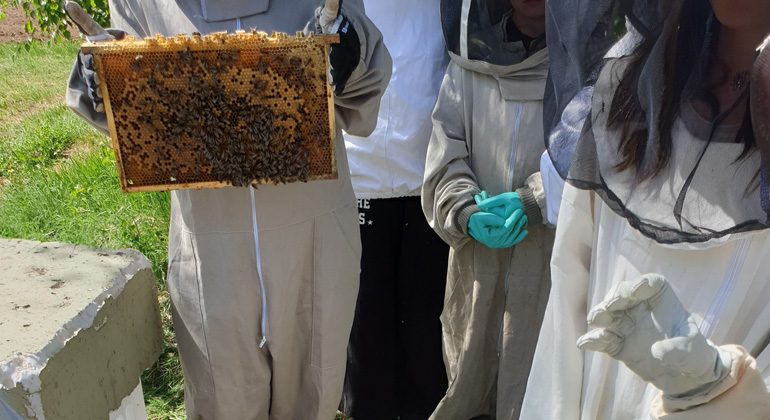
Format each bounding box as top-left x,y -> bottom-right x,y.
83,31 -> 339,192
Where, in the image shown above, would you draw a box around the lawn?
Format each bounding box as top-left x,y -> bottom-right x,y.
0,41 -> 81,127
0,41 -> 185,419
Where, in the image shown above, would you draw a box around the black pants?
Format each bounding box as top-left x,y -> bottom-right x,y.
341,196 -> 449,420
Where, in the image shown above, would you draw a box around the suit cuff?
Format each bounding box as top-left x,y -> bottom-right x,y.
517,186 -> 543,226
651,345 -> 770,419
455,200 -> 479,236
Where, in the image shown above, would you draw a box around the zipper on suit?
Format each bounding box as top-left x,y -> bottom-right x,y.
699,236 -> 752,338
250,187 -> 269,348
506,104 -> 524,192
497,104 -> 524,356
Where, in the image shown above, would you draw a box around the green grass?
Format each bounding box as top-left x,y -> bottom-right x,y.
0,41 -> 80,125
0,105 -> 101,179
0,142 -> 184,419
0,40 -> 185,419
0,145 -> 170,280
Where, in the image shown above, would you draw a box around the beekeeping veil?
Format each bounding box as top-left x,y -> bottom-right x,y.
751,36 -> 770,224
441,0 -> 545,67
545,0 -> 770,244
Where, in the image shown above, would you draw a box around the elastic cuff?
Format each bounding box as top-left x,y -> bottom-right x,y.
455,201 -> 479,236
659,345 -> 739,412
517,186 -> 543,225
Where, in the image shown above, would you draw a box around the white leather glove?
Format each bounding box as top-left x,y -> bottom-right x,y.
577,274 -> 733,400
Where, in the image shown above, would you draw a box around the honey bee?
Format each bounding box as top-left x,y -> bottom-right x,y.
131,55 -> 144,72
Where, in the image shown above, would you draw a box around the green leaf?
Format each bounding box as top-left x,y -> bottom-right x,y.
5,0 -> 109,40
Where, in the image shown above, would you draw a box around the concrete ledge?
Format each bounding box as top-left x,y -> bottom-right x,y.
0,239 -> 163,420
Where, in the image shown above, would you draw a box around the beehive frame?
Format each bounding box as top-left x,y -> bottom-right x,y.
82,31 -> 339,192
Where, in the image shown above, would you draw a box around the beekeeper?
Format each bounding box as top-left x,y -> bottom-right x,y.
339,1 -> 451,418
65,1 -> 391,418
421,0 -> 554,418
521,0 -> 770,418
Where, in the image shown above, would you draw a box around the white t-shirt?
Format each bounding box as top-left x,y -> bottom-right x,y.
343,0 -> 449,199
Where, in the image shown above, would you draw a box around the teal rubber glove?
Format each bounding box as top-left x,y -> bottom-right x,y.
472,191 -> 529,247
467,210 -> 528,249
475,192 -> 524,219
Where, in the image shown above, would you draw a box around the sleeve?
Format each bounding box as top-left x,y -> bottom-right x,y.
651,345 -> 770,420
516,171 -> 546,226
540,150 -> 566,226
520,182 -> 595,420
509,148 -> 567,228
420,62 -> 480,249
334,0 -> 392,137
66,54 -> 109,134
513,150 -> 568,228
65,0 -> 150,133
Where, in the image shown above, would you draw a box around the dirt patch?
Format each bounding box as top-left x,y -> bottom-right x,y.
0,7 -> 79,43
0,7 -> 35,43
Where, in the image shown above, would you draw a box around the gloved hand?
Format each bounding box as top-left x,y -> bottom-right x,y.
577,274 -> 733,399
472,191 -> 528,246
467,211 -> 528,249
307,0 -> 361,95
65,2 -> 126,113
475,191 -> 525,219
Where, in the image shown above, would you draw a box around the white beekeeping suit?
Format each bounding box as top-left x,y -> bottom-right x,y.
521,1 -> 770,418
66,1 -> 391,418
421,0 -> 555,418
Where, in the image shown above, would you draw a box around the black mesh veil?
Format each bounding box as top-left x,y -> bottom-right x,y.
542,0 -> 622,170
440,0 -> 544,66
751,37 -> 770,220
545,0 -> 770,244
441,0 -> 465,56
544,0 -> 659,177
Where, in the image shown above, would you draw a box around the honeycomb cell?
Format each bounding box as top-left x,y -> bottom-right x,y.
82,32 -> 339,192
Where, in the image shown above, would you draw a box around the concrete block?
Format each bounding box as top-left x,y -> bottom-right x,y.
0,239 -> 164,420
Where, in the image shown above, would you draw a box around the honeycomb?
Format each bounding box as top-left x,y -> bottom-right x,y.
82,31 -> 339,192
